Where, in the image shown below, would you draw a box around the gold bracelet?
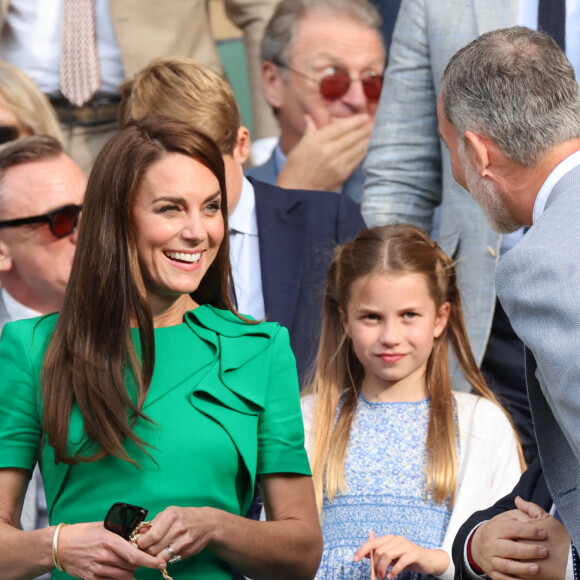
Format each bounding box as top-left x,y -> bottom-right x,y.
52,522 -> 68,572
130,522 -> 173,580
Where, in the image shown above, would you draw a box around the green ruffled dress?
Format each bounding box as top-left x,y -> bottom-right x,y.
0,305 -> 310,579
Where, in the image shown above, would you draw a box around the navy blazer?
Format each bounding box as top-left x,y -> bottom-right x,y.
249,177 -> 366,383
452,457 -> 551,579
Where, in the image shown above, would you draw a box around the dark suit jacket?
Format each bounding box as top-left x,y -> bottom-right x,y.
452,457 -> 551,579
250,177 -> 366,383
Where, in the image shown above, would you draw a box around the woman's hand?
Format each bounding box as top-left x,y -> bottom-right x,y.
58,522 -> 166,580
354,533 -> 450,579
135,506 -> 216,564
133,475 -> 322,580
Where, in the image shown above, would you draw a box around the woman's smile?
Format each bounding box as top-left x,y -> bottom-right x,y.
163,249 -> 204,266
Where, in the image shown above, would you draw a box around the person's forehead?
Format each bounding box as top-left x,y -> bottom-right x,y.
290,11 -> 384,66
2,155 -> 84,217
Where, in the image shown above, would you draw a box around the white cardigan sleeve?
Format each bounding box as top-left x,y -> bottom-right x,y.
438,392 -> 523,580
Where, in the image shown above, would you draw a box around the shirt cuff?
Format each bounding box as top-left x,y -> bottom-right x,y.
463,522 -> 489,579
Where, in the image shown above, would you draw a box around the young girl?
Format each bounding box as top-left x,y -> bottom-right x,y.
303,224 -> 523,580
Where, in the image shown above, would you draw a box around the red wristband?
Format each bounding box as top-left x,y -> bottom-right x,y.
466,529 -> 485,575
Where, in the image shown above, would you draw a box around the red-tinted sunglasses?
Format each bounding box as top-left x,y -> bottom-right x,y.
0,203 -> 82,238
276,61 -> 384,101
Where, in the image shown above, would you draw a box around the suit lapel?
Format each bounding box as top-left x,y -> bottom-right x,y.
473,0 -> 517,35
251,178 -> 305,330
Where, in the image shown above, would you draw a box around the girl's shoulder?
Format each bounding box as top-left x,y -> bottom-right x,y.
452,390 -> 513,432
452,390 -> 480,408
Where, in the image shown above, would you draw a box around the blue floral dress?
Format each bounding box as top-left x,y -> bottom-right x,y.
315,394 -> 452,580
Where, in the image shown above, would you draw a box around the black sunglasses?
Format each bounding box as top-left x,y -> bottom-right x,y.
104,502 -> 148,540
0,125 -> 20,144
274,60 -> 384,101
0,204 -> 82,238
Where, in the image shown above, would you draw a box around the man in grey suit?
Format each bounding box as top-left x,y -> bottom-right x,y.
362,0 -> 519,366
361,0 -> 579,463
0,135 -> 85,562
438,26 -> 580,550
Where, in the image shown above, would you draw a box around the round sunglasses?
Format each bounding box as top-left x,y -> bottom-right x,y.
275,60 -> 384,101
0,204 -> 82,238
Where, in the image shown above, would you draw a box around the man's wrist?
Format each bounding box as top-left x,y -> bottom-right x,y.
464,522 -> 488,578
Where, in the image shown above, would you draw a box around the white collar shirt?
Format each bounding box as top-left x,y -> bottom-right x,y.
228,177 -> 265,320
1,287 -> 41,321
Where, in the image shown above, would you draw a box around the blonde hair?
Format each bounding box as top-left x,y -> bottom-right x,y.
0,60 -> 64,144
118,56 -> 241,154
308,224 -> 523,510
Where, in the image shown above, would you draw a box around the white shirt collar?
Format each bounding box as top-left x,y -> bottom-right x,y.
533,150 -> 580,223
1,287 -> 42,321
229,176 -> 258,236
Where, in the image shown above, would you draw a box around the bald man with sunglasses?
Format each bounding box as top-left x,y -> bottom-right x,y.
247,0 -> 386,205
0,136 -> 85,565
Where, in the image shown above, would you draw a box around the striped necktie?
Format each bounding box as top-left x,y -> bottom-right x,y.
59,0 -> 102,107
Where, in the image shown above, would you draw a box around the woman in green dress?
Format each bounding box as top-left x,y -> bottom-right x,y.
0,118 -> 322,580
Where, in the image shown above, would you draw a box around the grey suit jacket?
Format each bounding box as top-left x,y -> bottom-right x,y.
496,163 -> 580,548
362,0 -> 517,369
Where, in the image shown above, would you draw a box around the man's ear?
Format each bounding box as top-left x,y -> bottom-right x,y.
232,126 -> 251,165
0,239 -> 13,273
464,130 -> 492,177
261,61 -> 286,109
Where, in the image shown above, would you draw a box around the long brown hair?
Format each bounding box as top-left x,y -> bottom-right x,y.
42,117 -> 237,465
308,224 -> 523,509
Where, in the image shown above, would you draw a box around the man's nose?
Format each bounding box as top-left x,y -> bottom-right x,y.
341,77 -> 369,112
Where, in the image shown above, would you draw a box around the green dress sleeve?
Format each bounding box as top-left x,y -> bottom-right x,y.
256,326 -> 311,476
0,318 -> 47,471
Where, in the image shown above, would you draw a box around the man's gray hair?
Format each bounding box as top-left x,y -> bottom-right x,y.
441,26 -> 580,166
261,0 -> 384,67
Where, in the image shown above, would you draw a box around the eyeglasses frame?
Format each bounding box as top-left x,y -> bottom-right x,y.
272,58 -> 384,101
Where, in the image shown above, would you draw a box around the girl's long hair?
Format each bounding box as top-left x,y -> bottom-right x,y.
307,224 -> 523,509
42,117 -> 238,465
